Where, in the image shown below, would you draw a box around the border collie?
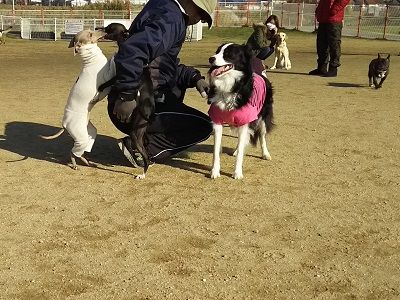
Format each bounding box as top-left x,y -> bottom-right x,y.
207,43 -> 274,179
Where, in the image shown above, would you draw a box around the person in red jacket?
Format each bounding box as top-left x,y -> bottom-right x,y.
309,0 -> 351,77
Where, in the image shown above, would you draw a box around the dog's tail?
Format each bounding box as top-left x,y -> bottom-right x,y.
250,79 -> 274,146
39,128 -> 65,140
262,79 -> 274,133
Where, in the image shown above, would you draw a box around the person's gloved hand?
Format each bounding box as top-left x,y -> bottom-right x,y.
113,91 -> 138,123
196,78 -> 210,98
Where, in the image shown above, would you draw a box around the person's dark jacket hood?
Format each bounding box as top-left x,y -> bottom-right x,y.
113,0 -> 202,100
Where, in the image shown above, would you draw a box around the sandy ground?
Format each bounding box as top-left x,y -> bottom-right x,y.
0,29 -> 400,299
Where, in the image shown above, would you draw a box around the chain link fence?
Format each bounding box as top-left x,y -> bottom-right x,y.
215,2 -> 400,40
1,3 -> 400,41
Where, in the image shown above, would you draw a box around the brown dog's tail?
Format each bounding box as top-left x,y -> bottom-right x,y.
39,128 -> 65,140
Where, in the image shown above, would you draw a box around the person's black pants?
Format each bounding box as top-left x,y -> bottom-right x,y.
256,46 -> 275,60
316,22 -> 343,69
108,99 -> 213,162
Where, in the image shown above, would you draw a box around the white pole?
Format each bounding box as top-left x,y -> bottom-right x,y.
12,0 -> 15,15
54,18 -> 57,41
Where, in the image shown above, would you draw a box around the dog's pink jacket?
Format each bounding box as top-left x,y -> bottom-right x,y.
208,73 -> 266,127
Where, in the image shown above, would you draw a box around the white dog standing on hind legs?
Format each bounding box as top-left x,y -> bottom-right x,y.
40,29 -> 116,169
270,32 -> 291,70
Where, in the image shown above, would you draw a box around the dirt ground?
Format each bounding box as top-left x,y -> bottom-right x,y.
0,29 -> 400,299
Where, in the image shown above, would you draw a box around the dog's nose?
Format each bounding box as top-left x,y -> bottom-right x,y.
209,56 -> 216,64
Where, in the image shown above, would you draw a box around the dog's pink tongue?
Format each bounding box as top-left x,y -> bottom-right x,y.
210,66 -> 224,77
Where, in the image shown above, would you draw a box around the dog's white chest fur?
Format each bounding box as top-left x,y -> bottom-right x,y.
66,44 -> 115,113
209,70 -> 243,111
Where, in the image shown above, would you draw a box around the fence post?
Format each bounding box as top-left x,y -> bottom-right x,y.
246,1 -> 250,27
314,3 -> 317,31
356,4 -> 362,37
215,5 -> 219,28
296,2 -> 300,30
281,3 -> 284,27
41,7 -> 44,26
268,0 -> 272,16
300,1 -> 305,28
127,1 -> 131,20
1,15 -> 3,31
383,4 -> 389,39
54,17 -> 57,41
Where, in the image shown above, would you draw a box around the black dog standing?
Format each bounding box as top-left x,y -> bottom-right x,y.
368,53 -> 390,89
97,23 -> 155,179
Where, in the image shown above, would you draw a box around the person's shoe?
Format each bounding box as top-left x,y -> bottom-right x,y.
323,66 -> 338,77
118,137 -> 144,168
308,68 -> 327,76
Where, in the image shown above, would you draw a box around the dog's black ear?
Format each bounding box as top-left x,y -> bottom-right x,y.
378,53 -> 381,59
387,54 -> 390,60
243,43 -> 253,59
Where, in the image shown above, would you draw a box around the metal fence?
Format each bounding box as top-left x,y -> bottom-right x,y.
1,3 -> 400,41
215,2 -> 400,40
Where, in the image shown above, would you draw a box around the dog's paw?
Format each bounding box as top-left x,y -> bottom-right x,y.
262,153 -> 272,160
233,171 -> 243,180
369,84 -> 375,88
269,66 -> 276,70
134,173 -> 146,180
211,169 -> 221,179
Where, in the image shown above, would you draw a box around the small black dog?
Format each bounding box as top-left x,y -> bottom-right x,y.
368,53 -> 390,89
95,23 -> 129,47
97,23 -> 155,179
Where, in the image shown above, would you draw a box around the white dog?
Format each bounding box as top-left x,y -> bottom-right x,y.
270,32 -> 291,70
41,29 -> 115,169
0,26 -> 12,45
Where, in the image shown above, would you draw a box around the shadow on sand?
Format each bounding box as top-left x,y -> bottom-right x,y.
0,121 -> 132,172
0,121 -> 236,177
327,82 -> 366,88
164,143 -> 235,178
266,70 -> 310,76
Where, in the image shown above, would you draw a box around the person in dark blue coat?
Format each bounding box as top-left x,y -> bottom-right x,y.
108,0 -> 217,167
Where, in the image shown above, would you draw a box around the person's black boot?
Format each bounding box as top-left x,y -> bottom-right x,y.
308,64 -> 327,76
323,66 -> 338,77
